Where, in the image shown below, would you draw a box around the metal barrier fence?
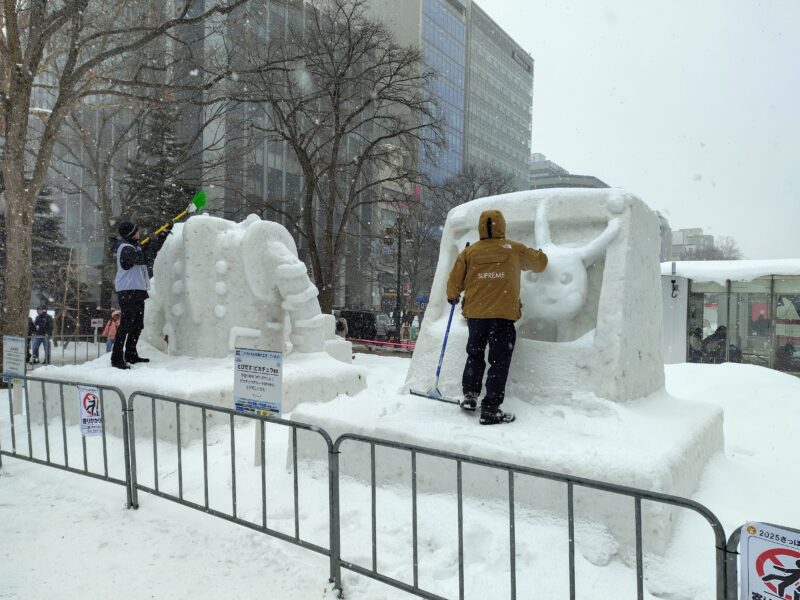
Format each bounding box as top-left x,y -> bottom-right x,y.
0,373 -> 134,508
26,334 -> 107,367
53,334 -> 107,365
0,375 -> 744,599
331,433 -> 733,600
126,391 -> 339,583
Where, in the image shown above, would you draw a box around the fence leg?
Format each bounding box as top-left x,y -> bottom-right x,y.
328,445 -> 343,597
125,405 -> 139,509
724,527 -> 742,600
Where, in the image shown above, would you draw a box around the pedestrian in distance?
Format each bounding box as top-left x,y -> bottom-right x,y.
375,317 -> 388,341
26,317 -> 34,363
335,314 -> 348,338
102,309 -> 122,353
31,306 -> 54,365
701,325 -> 727,364
110,220 -> 170,370
446,209 -> 548,425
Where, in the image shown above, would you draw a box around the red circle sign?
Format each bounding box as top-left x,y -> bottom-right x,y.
82,392 -> 100,417
756,547 -> 800,599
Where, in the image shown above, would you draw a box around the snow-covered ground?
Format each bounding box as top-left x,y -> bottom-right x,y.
2,355 -> 799,599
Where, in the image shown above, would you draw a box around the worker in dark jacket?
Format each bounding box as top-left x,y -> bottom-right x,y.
446,209 -> 548,425
110,220 -> 169,369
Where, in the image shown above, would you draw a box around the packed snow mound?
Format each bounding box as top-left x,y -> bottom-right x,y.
27,343 -> 367,441
143,214 -> 349,361
405,187 -> 665,403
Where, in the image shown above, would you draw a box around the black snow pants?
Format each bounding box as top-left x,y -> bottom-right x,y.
461,318 -> 517,412
112,290 -> 147,363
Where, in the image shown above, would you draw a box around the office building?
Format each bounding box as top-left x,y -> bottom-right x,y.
529,153 -> 609,190
369,0 -> 534,188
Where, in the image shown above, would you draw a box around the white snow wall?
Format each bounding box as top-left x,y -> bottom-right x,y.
143,214 -> 340,359
405,188 -> 665,402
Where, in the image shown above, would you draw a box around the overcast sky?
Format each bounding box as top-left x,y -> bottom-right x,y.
481,0 -> 800,259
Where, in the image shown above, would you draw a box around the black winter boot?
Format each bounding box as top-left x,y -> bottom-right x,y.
125,355 -> 150,364
479,408 -> 515,425
460,392 -> 478,412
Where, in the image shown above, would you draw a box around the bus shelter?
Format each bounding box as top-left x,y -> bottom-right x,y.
662,260 -> 800,375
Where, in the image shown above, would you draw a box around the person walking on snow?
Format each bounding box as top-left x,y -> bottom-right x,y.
446,209 -> 548,425
31,306 -> 53,364
102,309 -> 121,353
110,220 -> 169,370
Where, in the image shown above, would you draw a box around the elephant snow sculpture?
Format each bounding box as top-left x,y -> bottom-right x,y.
143,214 -> 339,359
405,188 -> 665,403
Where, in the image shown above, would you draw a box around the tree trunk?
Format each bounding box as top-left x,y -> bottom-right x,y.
99,198 -> 116,309
0,170 -> 35,340
1,78 -> 36,343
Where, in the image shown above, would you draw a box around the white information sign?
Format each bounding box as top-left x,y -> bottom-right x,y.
740,521 -> 800,600
78,386 -> 104,437
233,348 -> 282,418
90,318 -> 104,328
2,335 -> 26,385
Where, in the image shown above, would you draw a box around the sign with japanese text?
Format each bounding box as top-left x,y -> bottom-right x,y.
78,386 -> 103,437
233,348 -> 282,418
741,522 -> 800,600
2,335 -> 26,385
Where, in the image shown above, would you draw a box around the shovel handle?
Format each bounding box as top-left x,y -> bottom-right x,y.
434,301 -> 457,383
139,207 -> 189,246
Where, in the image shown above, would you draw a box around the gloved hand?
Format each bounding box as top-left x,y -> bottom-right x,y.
448,297 -> 460,305
156,222 -> 173,242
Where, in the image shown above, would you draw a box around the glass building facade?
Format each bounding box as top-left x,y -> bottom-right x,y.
465,4 -> 533,187
421,0 -> 467,183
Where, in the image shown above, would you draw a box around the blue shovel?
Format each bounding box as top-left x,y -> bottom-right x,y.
410,300 -> 460,405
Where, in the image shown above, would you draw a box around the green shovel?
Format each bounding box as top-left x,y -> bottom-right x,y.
140,189 -> 207,245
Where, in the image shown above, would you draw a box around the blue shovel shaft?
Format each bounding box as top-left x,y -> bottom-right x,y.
434,301 -> 457,385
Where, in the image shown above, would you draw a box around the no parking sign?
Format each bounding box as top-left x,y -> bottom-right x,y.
78,386 -> 103,437
741,522 -> 800,600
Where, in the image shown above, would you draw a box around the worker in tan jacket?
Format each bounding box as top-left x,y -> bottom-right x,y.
446,209 -> 548,424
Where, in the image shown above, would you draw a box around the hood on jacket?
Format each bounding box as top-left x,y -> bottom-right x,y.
478,210 -> 506,240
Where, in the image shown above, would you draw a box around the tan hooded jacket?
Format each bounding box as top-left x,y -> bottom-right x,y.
446,210 -> 548,321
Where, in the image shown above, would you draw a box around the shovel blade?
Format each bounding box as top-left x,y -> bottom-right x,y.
409,387 -> 459,405
191,189 -> 207,211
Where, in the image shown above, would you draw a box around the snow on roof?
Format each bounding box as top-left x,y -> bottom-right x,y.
661,259 -> 800,284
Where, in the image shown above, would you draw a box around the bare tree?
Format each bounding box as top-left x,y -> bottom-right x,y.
398,163 -> 516,302
0,0 -> 248,347
429,163 -> 517,217
688,236 -> 743,260
233,0 -> 443,312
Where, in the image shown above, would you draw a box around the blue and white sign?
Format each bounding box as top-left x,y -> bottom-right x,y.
233,348 -> 283,418
2,335 -> 26,385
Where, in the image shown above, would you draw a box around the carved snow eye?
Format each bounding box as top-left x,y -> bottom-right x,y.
560,272 -> 573,285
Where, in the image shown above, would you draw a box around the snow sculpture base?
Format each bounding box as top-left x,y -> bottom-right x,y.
27,344 -> 366,444
292,390 -> 722,554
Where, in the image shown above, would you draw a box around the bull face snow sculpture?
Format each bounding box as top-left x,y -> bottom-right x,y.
404,188 -> 665,403
143,213 -> 337,359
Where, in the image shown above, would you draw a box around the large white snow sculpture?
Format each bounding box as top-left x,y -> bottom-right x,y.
405,188 -> 665,402
143,213 -> 346,360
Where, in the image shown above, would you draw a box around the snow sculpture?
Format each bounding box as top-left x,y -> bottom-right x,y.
143,213 -> 345,360
405,188 -> 665,402
518,199 -> 621,340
